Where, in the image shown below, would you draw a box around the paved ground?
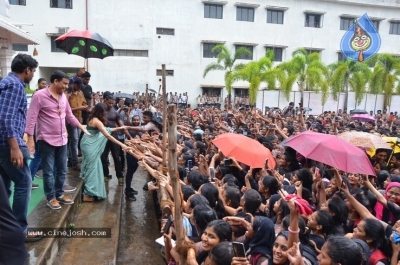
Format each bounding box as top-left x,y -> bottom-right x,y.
116,167 -> 165,265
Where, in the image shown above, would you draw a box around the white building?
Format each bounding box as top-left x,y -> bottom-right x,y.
0,0 -> 38,78
7,0 -> 400,106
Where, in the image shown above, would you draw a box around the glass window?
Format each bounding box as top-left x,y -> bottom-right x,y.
156,28 -> 175,35
267,10 -> 284,24
235,45 -> 253,60
390,22 -> 400,35
50,0 -> 72,8
338,52 -> 345,62
114,50 -> 149,57
236,7 -> 254,22
372,20 -> 380,31
12,44 -> 28,51
156,69 -> 174,76
305,13 -> 322,28
50,36 -> 64,53
306,49 -> 321,55
203,43 -> 220,58
340,17 -> 354,30
9,0 -> 26,5
204,4 -> 223,19
265,47 -> 283,62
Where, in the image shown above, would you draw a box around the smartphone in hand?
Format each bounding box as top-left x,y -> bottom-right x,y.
232,242 -> 246,257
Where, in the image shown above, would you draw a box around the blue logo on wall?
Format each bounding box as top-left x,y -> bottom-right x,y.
340,13 -> 381,62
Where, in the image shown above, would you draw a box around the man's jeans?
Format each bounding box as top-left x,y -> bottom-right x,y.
67,124 -> 80,166
38,140 -> 67,201
0,146 -> 32,232
29,141 -> 41,180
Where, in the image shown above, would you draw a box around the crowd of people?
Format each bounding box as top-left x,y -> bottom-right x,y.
1,53 -> 400,265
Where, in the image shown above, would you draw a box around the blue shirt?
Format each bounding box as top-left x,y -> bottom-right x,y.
0,72 -> 27,147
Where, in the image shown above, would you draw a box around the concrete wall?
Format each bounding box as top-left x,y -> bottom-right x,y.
7,0 -> 400,106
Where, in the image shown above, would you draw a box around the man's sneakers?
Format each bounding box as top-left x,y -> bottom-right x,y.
47,195 -> 74,209
47,198 -> 61,210
32,183 -> 39,189
63,184 -> 77,193
57,195 -> 74,205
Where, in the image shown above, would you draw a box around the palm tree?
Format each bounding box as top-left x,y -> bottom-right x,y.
203,44 -> 251,107
369,53 -> 400,109
279,48 -> 329,105
329,60 -> 371,111
230,50 -> 284,105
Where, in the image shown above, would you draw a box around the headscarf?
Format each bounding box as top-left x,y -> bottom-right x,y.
352,239 -> 369,265
374,182 -> 400,224
247,216 -> 275,258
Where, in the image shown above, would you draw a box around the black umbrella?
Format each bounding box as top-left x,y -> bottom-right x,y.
148,89 -> 157,94
350,109 -> 368,114
114,93 -> 134,99
55,30 -> 113,59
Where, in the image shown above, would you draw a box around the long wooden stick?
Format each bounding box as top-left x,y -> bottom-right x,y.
162,64 -> 167,168
167,104 -> 185,265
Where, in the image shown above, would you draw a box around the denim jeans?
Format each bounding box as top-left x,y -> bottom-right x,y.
29,142 -> 41,180
0,146 -> 32,232
125,153 -> 138,191
67,124 -> 80,166
38,140 -> 67,201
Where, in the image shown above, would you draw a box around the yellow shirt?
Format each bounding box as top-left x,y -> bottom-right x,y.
68,90 -> 87,123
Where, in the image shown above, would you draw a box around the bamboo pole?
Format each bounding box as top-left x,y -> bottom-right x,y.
162,65 -> 167,169
167,104 -> 185,265
145,83 -> 149,106
159,64 -> 171,217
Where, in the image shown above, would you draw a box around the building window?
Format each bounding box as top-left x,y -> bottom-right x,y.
267,9 -> 284,24
338,52 -> 345,62
204,4 -> 223,19
305,13 -> 322,28
372,20 -> 380,30
265,47 -> 283,62
156,28 -> 175,35
340,17 -> 354,30
236,6 -> 254,22
390,22 -> 400,35
202,87 -> 221,96
50,0 -> 72,8
234,88 -> 249,96
235,45 -> 253,60
156,69 -> 174,76
12,44 -> 28,51
50,36 -> 64,52
114,50 -> 149,57
203,43 -> 220,58
306,49 -> 321,55
9,0 -> 26,5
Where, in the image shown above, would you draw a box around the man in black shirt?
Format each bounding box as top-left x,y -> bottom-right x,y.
101,96 -> 132,185
81,71 -> 93,124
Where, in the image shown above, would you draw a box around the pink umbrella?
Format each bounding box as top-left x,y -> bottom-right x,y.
283,131 -> 375,175
350,114 -> 376,122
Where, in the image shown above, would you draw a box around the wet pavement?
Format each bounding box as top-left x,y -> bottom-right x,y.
116,167 -> 164,265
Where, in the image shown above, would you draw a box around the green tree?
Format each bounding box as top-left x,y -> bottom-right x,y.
328,60 -> 371,111
230,50 -> 284,105
369,53 -> 400,109
279,48 -> 329,104
203,44 -> 251,106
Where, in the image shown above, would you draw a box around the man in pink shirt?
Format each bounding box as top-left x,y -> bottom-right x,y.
25,70 -> 89,210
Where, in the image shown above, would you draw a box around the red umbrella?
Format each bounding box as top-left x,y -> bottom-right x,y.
212,133 -> 275,168
283,131 -> 375,175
